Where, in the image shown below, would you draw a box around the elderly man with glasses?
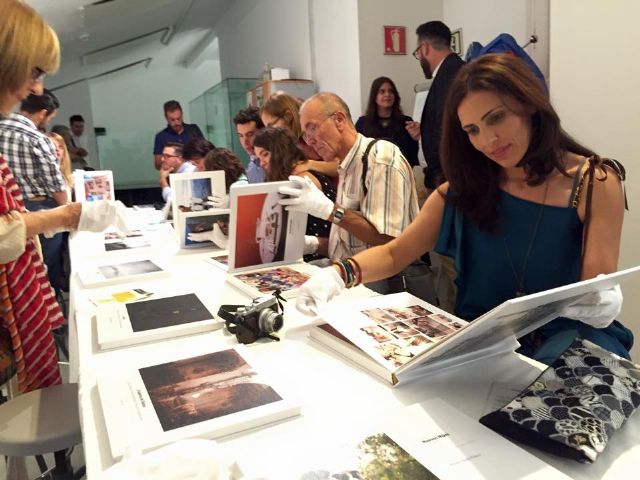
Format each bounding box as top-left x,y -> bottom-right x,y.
279,92 -> 434,302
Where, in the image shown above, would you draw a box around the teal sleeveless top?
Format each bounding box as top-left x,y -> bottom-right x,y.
434,188 -> 633,363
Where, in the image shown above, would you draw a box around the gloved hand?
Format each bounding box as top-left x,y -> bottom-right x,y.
206,193 -> 229,209
187,223 -> 228,249
303,235 -> 319,255
77,200 -> 119,232
278,175 -> 334,220
561,278 -> 622,328
296,266 -> 345,316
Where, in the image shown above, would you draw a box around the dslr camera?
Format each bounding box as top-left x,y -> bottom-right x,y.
219,290 -> 285,344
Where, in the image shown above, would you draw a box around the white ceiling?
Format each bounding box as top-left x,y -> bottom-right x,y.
28,0 -> 230,85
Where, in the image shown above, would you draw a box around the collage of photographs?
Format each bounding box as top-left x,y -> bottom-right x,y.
360,305 -> 464,368
233,267 -> 310,295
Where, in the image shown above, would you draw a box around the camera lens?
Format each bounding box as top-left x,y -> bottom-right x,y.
258,309 -> 283,333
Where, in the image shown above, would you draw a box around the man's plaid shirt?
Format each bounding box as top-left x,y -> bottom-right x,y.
0,113 -> 65,198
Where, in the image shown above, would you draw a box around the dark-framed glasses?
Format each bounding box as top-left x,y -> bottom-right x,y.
412,44 -> 424,60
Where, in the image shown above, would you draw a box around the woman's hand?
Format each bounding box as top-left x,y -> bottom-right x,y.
405,121 -> 421,141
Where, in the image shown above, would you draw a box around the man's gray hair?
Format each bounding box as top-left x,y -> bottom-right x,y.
302,92 -> 353,125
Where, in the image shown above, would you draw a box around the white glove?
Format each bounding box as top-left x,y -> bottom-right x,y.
78,200 -> 129,233
206,194 -> 229,209
561,282 -> 622,329
303,235 -> 319,255
278,175 -> 334,220
187,223 -> 228,249
296,266 -> 345,316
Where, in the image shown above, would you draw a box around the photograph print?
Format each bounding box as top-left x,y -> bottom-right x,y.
233,192 -> 289,268
183,212 -> 230,248
233,266 -> 310,295
139,349 -> 283,431
98,259 -> 162,279
171,172 -> 224,213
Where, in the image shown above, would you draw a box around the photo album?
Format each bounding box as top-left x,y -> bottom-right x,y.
96,292 -> 224,350
313,266 -> 640,385
73,169 -> 115,202
169,170 -> 229,249
76,258 -> 168,288
226,182 -> 311,298
97,345 -> 300,459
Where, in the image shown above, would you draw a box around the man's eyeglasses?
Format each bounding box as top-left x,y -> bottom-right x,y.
412,43 -> 424,60
302,112 -> 336,143
32,67 -> 46,83
161,153 -> 181,159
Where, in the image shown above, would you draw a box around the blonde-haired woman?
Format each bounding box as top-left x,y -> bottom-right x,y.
0,0 -> 117,393
47,131 -> 73,193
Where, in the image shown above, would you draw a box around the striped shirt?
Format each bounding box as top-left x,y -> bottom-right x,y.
0,113 -> 66,198
329,134 -> 419,259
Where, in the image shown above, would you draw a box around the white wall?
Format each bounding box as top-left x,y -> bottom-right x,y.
310,0 -> 361,118
443,0 -> 548,79
216,0 -> 313,80
50,27 -> 221,188
550,0 -> 640,359
52,80 -> 99,170
356,0 -> 442,120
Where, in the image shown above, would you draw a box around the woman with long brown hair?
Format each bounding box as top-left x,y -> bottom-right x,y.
254,127 -> 335,261
296,54 -> 632,364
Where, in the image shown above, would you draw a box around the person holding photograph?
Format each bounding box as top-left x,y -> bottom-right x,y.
253,126 -> 336,262
0,0 -> 126,393
295,54 -> 632,365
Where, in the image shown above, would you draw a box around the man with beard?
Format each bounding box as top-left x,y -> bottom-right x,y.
414,21 -> 465,192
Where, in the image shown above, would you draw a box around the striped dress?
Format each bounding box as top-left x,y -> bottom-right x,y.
0,156 -> 63,393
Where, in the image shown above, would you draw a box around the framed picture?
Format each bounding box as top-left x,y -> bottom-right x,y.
451,28 -> 463,56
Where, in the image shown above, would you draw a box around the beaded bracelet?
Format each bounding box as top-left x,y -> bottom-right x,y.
346,257 -> 362,286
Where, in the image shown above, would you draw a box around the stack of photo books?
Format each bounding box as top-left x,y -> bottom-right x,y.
224,182 -> 314,299
97,345 -> 300,459
169,171 -> 229,250
311,266 -> 640,385
95,292 -> 224,350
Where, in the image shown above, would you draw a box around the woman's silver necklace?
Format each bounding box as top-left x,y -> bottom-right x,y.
502,181 -> 549,297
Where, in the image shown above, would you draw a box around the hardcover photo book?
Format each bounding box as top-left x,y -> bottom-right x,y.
313,266 -> 640,385
96,292 -> 224,350
227,264 -> 316,300
76,258 -> 169,288
103,229 -> 150,252
235,399 -> 570,479
97,346 -> 300,459
73,169 -> 115,202
227,181 -> 306,272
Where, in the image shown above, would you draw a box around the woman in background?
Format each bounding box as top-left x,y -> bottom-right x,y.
47,132 -> 73,195
355,76 -> 419,167
253,127 -> 335,261
184,137 -> 215,171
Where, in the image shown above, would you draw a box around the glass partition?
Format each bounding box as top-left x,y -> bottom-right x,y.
189,78 -> 258,167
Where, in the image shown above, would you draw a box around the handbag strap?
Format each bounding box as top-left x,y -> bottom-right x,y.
360,139 -> 379,197
580,155 -> 628,271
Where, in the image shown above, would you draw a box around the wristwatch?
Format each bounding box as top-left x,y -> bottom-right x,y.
331,206 -> 345,224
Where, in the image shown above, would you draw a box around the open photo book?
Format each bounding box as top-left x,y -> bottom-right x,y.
312,266 -> 640,385
169,170 -> 228,249
73,169 -> 115,202
97,345 -> 300,459
226,181 -> 310,299
95,292 -> 224,350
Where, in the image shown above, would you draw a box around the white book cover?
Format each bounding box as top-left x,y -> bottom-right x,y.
227,262 -> 316,300
227,181 -> 306,273
206,253 -> 229,271
316,266 -> 640,385
235,399 -> 571,480
97,346 -> 300,459
73,169 -> 115,202
96,292 -> 224,350
76,258 -> 168,288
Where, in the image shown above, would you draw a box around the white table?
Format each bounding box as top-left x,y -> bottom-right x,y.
68,223 -> 640,479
